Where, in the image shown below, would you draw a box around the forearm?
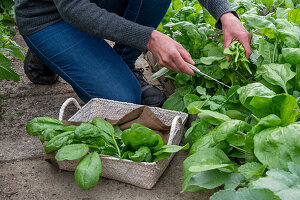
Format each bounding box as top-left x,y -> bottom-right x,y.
53,0 -> 153,52
198,0 -> 238,29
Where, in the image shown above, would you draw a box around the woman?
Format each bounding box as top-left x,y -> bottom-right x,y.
14,0 -> 251,106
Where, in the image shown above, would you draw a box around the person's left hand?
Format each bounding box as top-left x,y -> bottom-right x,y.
220,12 -> 252,58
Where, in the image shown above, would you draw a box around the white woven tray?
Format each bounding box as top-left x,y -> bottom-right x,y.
50,97 -> 188,189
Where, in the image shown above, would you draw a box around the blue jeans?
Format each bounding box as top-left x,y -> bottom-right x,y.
24,0 -> 171,103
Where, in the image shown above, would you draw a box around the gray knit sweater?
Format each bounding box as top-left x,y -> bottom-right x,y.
15,0 -> 235,52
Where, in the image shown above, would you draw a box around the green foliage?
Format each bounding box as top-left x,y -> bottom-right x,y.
121,123 -> 164,151
212,162 -> 300,199
26,116 -> 188,190
210,188 -> 280,200
55,144 -> 89,161
252,162 -> 300,200
26,117 -> 66,136
0,0 -> 24,82
75,152 -> 102,190
44,131 -> 74,153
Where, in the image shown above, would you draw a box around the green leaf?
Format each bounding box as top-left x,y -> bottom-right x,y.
238,162 -> 266,179
162,92 -> 185,112
254,123 -> 300,170
184,120 -> 211,145
197,110 -> 231,125
121,123 -> 163,151
189,164 -> 232,173
44,131 -> 74,153
26,117 -> 65,136
258,39 -> 275,64
113,125 -> 122,138
199,56 -> 225,65
226,134 -> 246,147
238,83 -> 275,106
282,48 -> 300,65
75,152 -> 102,190
212,120 -> 252,143
210,188 -> 280,200
252,163 -> 300,200
92,117 -> 114,136
74,122 -> 102,139
203,8 -> 216,27
245,114 -> 282,158
152,143 -> 189,162
243,14 -> 277,39
182,148 -> 235,192
261,0 -> 274,9
285,0 -> 295,8
150,67 -> 169,81
288,9 -> 300,24
187,101 -> 206,114
272,94 -> 299,126
0,52 -> 19,81
55,144 -> 89,161
129,146 -> 152,162
5,41 -> 25,61
196,86 -> 207,97
256,63 -> 295,94
40,128 -> 59,144
155,143 -> 189,153
189,133 -> 228,155
226,110 -> 247,121
183,94 -> 200,108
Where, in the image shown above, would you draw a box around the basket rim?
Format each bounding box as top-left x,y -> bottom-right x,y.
70,98 -> 188,121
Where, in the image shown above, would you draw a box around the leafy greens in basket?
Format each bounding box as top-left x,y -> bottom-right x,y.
26,117 -> 189,190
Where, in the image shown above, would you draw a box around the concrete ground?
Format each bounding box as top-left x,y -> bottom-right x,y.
0,33 -> 216,200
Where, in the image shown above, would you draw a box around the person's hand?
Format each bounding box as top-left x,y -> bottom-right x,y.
221,12 -> 252,58
146,30 -> 195,75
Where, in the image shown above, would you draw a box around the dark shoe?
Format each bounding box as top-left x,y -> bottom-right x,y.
24,49 -> 59,85
131,68 -> 166,107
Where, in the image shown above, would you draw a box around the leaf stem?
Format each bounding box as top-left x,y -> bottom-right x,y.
237,131 -> 247,137
87,145 -> 99,148
112,136 -> 121,158
272,38 -> 278,63
229,144 -> 251,154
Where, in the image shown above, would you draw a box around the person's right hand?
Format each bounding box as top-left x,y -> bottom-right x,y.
146,30 -> 195,76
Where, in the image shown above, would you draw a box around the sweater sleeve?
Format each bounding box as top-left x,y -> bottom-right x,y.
198,0 -> 239,29
53,0 -> 154,52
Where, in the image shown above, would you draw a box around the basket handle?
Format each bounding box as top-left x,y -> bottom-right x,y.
59,98 -> 82,121
167,115 -> 183,145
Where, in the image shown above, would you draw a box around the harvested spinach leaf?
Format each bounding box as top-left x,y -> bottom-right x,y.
26,117 -> 65,136
75,152 -> 102,190
55,144 -> 89,161
44,131 -> 74,153
121,123 -> 164,151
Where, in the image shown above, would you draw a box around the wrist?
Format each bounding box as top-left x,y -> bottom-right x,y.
220,12 -> 238,26
146,30 -> 160,51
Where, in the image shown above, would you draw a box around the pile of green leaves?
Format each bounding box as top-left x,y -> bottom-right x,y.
26,116 -> 188,190
0,0 -> 24,82
181,82 -> 300,199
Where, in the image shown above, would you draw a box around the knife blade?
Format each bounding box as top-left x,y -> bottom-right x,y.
185,62 -> 231,89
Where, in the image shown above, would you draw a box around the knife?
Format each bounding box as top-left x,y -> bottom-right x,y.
185,62 -> 231,89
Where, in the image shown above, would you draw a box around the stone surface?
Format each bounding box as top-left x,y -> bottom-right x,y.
0,33 -> 214,200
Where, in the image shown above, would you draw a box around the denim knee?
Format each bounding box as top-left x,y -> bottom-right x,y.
113,83 -> 142,104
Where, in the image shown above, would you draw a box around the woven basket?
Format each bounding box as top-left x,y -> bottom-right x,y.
48,98 -> 188,189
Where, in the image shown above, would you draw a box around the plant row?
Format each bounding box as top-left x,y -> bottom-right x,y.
153,0 -> 300,199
